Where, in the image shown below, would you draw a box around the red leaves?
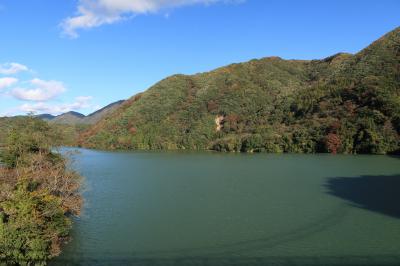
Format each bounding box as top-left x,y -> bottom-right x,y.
325,133 -> 341,154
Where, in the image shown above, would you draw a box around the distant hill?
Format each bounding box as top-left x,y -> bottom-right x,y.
83,100 -> 125,125
79,27 -> 400,154
36,114 -> 56,120
36,100 -> 125,125
51,111 -> 86,125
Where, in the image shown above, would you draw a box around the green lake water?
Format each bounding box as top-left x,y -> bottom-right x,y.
53,149 -> 400,266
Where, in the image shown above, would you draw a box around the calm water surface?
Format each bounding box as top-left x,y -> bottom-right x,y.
53,149 -> 400,266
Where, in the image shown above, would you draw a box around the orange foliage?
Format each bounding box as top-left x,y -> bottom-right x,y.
325,133 -> 341,154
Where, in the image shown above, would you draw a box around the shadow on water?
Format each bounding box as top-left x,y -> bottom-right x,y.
325,174 -> 400,219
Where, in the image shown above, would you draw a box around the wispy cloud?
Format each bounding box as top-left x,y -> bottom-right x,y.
18,96 -> 94,115
11,78 -> 66,101
61,0 -> 243,38
0,77 -> 18,90
0,62 -> 29,75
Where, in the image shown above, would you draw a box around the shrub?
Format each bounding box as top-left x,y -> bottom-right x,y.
0,116 -> 82,265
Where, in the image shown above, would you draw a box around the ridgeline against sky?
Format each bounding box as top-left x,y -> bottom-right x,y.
78,27 -> 400,154
0,0 -> 399,116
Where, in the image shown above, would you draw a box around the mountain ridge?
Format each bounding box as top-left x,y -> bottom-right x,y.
77,27 -> 399,154
35,100 -> 125,125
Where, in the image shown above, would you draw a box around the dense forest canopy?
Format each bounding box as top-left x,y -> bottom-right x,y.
79,27 -> 400,154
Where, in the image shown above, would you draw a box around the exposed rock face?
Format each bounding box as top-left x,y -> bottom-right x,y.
215,115 -> 225,132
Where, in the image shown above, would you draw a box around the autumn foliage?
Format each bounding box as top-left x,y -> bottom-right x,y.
78,27 -> 400,154
324,133 -> 342,154
0,117 -> 82,264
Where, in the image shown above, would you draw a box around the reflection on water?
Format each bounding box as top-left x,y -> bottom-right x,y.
53,149 -> 400,266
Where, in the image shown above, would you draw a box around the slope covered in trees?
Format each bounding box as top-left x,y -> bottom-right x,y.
80,27 -> 400,154
36,100 -> 125,125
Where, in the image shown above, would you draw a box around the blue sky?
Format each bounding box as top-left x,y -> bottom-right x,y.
0,0 -> 399,116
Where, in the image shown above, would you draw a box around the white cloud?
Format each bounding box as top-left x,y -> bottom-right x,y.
18,96 -> 94,115
0,63 -> 29,75
0,77 -> 18,90
61,0 -> 242,38
11,78 -> 66,101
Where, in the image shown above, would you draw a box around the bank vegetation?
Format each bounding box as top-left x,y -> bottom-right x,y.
0,116 -> 82,265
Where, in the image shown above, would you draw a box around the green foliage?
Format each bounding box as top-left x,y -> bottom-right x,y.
80,27 -> 400,155
51,123 -> 90,147
0,117 -> 82,265
0,182 -> 71,265
240,134 -> 264,152
0,117 -> 57,168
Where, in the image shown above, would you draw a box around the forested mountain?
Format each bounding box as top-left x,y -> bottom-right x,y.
78,27 -> 399,154
50,111 -> 86,124
82,100 -> 125,125
35,100 -> 125,125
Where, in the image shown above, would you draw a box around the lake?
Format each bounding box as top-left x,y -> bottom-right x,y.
53,149 -> 400,266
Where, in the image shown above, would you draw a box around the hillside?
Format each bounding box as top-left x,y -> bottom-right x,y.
79,27 -> 400,154
51,111 -> 85,124
0,117 -> 14,146
83,100 -> 125,125
36,114 -> 56,120
0,102 -> 123,147
36,100 -> 125,125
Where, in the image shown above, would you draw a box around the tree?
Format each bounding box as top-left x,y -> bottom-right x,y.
0,116 -> 57,168
0,116 -> 82,264
324,133 -> 341,154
